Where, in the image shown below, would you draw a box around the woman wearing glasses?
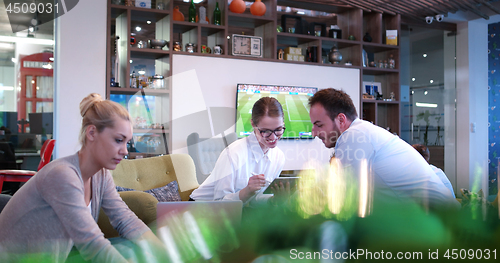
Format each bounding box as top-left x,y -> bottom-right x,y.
190,97 -> 286,206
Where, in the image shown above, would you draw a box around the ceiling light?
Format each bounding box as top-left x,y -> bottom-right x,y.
138,70 -> 146,75
130,60 -> 133,63
136,26 -> 142,32
0,42 -> 15,49
296,11 -> 305,15
11,58 -> 17,63
424,90 -> 428,95
430,80 -> 434,84
412,78 -> 415,81
0,36 -> 54,45
416,102 -> 437,108
49,57 -> 54,61
423,53 -> 427,57
147,20 -> 151,24
183,0 -> 203,3
0,86 -> 14,91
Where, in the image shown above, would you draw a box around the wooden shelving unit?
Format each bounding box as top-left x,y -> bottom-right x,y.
106,0 -> 401,157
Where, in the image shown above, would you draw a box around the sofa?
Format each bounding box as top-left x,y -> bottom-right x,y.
97,154 -> 199,238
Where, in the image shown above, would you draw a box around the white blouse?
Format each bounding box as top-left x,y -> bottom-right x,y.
190,132 -> 285,206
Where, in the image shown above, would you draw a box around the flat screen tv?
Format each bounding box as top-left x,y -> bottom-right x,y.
236,84 -> 317,139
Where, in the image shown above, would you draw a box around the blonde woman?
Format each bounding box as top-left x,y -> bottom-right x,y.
0,93 -> 166,262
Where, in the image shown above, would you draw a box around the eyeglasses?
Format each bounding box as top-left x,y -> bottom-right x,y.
256,127 -> 286,138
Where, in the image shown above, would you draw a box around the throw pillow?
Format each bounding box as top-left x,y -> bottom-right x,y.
116,181 -> 182,202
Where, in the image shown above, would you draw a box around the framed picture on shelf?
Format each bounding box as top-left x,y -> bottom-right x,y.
363,81 -> 382,98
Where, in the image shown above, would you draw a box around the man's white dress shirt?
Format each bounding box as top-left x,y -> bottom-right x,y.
334,118 -> 458,209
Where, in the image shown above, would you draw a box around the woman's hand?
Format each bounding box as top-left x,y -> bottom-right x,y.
239,174 -> 266,202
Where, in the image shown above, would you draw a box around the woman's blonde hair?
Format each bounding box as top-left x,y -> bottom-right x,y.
79,93 -> 131,146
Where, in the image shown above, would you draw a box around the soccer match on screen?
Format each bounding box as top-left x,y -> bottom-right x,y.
236,84 -> 317,139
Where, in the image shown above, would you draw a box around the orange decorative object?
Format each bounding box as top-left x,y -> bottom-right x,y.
229,0 -> 246,14
250,0 -> 266,16
173,6 -> 185,21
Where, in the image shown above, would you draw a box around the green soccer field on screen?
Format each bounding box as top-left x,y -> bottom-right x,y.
235,84 -> 317,139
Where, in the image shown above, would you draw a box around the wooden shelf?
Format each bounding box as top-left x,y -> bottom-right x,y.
130,47 -> 170,59
377,100 -> 399,104
362,67 -> 399,75
362,42 -> 399,53
228,13 -> 275,28
107,0 -> 402,151
131,9 -> 170,22
200,24 -> 226,36
321,38 -> 362,49
277,33 -> 322,46
172,21 -> 199,34
362,99 -> 399,104
110,4 -> 127,18
109,87 -> 170,95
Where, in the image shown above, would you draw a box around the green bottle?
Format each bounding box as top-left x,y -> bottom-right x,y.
213,2 -> 221,25
188,0 -> 196,23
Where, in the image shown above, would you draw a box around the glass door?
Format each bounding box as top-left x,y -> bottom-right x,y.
400,25 -> 457,195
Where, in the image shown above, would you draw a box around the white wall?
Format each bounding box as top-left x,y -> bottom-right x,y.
171,55 -> 360,171
0,66 -> 15,111
456,20 -> 489,196
54,0 -> 107,158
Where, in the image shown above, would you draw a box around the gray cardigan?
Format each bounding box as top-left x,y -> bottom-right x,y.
0,153 -> 149,262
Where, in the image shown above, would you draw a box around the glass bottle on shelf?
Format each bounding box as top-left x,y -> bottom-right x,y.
188,0 -> 196,23
388,54 -> 395,69
213,2 -> 221,25
130,71 -> 137,88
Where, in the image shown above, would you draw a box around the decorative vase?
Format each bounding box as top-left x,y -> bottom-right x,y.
229,0 -> 246,14
250,0 -> 266,16
328,46 -> 342,64
173,6 -> 184,21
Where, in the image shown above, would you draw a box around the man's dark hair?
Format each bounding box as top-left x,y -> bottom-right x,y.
412,144 -> 430,163
308,88 -> 358,121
